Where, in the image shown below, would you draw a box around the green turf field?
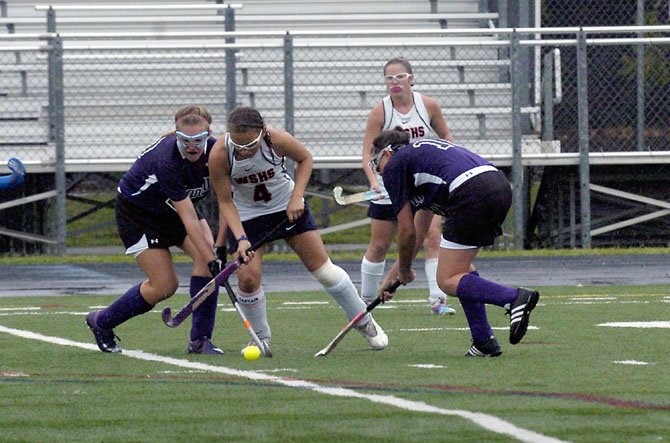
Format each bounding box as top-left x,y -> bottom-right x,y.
0,285 -> 668,442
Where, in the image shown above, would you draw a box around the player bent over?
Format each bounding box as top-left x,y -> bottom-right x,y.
85,106 -> 251,354
209,106 -> 388,353
374,127 -> 539,357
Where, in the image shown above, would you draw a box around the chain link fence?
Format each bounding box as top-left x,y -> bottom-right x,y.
543,0 -> 670,152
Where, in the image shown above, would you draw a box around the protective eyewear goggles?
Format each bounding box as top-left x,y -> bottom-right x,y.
229,130 -> 263,151
383,72 -> 411,82
368,145 -> 393,174
175,130 -> 209,151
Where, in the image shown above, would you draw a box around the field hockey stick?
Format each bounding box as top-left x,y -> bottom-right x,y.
332,186 -> 389,206
0,157 -> 26,190
221,279 -> 272,357
162,218 -> 290,328
314,279 -> 401,357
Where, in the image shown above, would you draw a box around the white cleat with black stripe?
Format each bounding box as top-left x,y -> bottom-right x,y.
506,288 -> 540,345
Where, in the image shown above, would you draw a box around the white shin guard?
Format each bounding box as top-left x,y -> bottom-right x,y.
237,287 -> 271,341
360,257 -> 385,303
425,257 -> 446,305
312,259 -> 367,322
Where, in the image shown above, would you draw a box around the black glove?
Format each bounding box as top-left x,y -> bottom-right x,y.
208,259 -> 224,278
214,245 -> 228,263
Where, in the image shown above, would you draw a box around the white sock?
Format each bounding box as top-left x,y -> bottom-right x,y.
425,257 -> 446,305
360,257 -> 385,303
237,287 -> 271,341
325,267 -> 369,324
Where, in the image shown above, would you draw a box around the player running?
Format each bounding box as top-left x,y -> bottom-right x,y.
373,127 -> 539,357
209,106 -> 388,353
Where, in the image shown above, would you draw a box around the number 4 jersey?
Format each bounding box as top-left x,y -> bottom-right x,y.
226,133 -> 296,221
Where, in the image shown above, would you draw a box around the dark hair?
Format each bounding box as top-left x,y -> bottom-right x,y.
227,106 -> 265,132
227,106 -> 273,148
372,126 -> 410,154
383,57 -> 413,75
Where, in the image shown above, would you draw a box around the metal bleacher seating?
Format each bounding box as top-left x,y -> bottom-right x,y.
0,0 -> 538,171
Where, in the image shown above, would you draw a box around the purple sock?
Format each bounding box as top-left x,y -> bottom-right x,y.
97,283 -> 153,330
456,273 -> 517,307
190,276 -> 219,341
456,271 -> 493,342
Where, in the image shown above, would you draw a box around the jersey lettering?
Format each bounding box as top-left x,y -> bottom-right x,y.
234,168 -> 275,185
405,127 -> 425,139
253,184 -> 272,202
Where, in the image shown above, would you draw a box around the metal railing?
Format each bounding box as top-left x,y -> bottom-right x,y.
1,22 -> 670,253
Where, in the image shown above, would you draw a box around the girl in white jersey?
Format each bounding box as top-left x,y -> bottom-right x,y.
209,107 -> 388,353
360,57 -> 456,316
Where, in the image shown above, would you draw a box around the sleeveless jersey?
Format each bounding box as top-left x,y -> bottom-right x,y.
117,134 -> 214,217
373,91 -> 436,205
226,134 -> 295,221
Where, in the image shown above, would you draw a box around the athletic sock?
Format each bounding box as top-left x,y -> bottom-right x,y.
324,267 -> 370,325
360,257 -> 385,303
189,276 -> 219,341
456,271 -> 493,343
424,257 -> 446,305
456,272 -> 517,307
237,287 -> 271,341
96,283 -> 153,330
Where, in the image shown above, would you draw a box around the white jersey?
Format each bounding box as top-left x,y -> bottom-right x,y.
226,134 -> 295,221
373,91 -> 436,205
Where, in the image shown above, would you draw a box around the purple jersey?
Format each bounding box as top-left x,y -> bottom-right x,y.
117,134 -> 215,216
381,138 -> 493,216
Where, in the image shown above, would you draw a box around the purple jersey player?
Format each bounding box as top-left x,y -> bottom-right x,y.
373,127 -> 540,357
85,105 -> 251,355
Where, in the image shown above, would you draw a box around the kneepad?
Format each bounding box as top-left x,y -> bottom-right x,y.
311,259 -> 344,287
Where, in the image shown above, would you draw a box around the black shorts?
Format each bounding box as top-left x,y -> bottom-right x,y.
226,203 -> 318,252
367,202 -> 396,221
116,194 -> 201,255
441,170 -> 512,247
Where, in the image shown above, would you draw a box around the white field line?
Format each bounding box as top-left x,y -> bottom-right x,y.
598,321 -> 670,329
0,325 -> 567,443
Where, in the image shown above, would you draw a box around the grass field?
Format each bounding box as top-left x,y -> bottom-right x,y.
1,284 -> 669,442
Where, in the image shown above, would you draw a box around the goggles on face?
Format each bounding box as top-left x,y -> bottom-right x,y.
383,72 -> 411,82
368,145 -> 393,174
175,130 -> 209,151
229,130 -> 263,152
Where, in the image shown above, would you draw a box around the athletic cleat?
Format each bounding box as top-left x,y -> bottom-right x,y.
85,311 -> 122,353
355,315 -> 388,350
466,335 -> 502,357
188,338 -> 223,355
431,299 -> 456,316
506,287 -> 540,345
240,338 -> 272,358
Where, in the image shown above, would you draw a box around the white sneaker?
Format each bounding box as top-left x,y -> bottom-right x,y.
431,299 -> 456,316
355,315 -> 388,350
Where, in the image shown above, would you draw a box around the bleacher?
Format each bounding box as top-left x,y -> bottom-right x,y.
0,0 -> 541,171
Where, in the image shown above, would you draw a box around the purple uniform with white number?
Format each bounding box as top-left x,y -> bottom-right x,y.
381,138 -> 511,247
116,134 -> 215,253
118,135 -> 214,215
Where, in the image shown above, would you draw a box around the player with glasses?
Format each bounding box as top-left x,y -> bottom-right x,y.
208,106 -> 388,354
85,105 -> 252,355
360,57 -> 457,317
372,127 -> 540,357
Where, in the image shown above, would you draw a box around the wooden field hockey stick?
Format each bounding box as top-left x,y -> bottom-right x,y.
332,186 -> 388,206
162,218 -> 290,328
314,280 -> 401,357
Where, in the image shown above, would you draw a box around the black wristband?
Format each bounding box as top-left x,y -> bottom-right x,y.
237,235 -> 249,243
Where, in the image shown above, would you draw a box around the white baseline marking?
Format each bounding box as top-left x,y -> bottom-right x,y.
0,325 -> 566,443
598,321 -> 670,329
